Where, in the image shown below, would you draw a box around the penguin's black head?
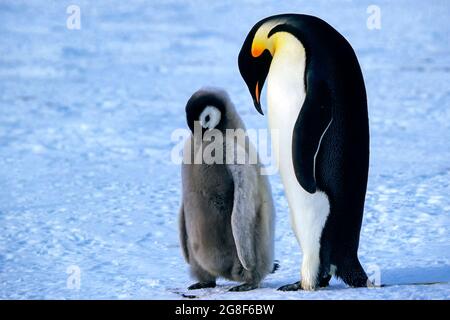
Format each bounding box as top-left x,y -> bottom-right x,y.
239,15 -> 301,115
238,29 -> 273,115
185,89 -> 226,133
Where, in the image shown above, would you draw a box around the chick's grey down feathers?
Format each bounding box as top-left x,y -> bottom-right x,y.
179,88 -> 276,291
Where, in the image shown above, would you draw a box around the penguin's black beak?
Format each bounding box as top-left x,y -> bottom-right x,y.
253,99 -> 263,115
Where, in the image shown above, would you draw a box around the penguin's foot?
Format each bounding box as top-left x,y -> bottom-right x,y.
319,275 -> 331,288
188,281 -> 216,290
229,283 -> 258,292
277,281 -> 302,291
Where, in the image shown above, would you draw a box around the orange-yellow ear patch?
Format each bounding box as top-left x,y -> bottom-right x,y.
251,40 -> 265,57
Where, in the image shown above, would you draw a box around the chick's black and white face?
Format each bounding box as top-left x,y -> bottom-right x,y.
199,106 -> 221,130
185,91 -> 226,133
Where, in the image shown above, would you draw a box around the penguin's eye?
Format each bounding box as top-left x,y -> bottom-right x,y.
199,106 -> 221,130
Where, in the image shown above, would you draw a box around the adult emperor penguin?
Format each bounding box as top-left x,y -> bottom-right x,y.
238,14 -> 370,291
179,88 -> 276,291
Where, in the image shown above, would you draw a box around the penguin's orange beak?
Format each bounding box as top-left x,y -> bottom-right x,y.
253,81 -> 263,115
255,82 -> 260,104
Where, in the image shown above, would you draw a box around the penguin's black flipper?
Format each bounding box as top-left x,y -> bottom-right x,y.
292,80 -> 332,193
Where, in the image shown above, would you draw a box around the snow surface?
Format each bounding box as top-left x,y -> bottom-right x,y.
0,0 -> 449,299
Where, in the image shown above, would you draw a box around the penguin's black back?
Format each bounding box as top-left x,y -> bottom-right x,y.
268,14 -> 370,282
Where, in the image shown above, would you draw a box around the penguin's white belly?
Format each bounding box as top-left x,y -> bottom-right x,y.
266,36 -> 330,289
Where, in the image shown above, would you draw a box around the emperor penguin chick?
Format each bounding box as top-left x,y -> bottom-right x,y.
179,88 -> 276,292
